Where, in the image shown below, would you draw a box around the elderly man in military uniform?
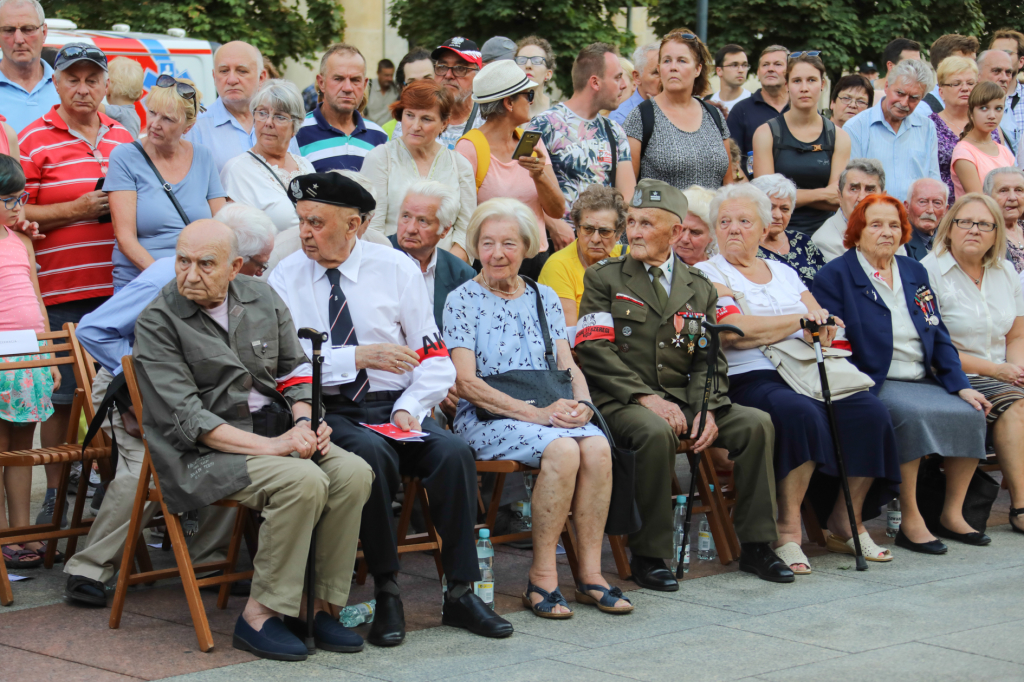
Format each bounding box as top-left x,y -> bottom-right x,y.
575,179 -> 793,590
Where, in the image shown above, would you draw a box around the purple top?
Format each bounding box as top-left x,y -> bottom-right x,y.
929,112 -> 1001,206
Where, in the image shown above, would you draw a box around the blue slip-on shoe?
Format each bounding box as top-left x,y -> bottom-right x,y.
232,614 -> 308,661
284,611 -> 364,653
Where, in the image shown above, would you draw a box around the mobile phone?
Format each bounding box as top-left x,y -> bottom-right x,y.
512,131 -> 542,160
95,178 -> 111,224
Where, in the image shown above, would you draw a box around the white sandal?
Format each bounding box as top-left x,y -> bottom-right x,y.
826,532 -> 893,562
774,541 -> 812,574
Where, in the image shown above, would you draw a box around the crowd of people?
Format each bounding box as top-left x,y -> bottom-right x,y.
1,0 -> 1024,663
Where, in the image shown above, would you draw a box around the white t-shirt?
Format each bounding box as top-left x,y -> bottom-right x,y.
695,255 -> 808,375
201,298 -> 272,413
708,88 -> 751,114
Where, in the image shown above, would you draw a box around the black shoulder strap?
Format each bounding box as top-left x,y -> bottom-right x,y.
822,117 -> 836,152
767,117 -> 783,162
247,151 -> 289,193
464,102 -> 481,133
521,276 -> 557,371
771,115 -> 836,155
639,98 -> 655,165
599,117 -> 617,189
697,98 -> 727,137
923,92 -> 944,114
132,141 -> 191,226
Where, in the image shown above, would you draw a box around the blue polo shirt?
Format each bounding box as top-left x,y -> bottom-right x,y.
183,97 -> 300,173
844,104 -> 941,202
0,60 -> 60,133
296,106 -> 387,173
726,88 -> 789,166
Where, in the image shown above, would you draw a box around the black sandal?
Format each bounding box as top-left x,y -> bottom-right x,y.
574,583 -> 634,614
521,581 -> 573,619
64,575 -> 107,606
1010,508 -> 1024,535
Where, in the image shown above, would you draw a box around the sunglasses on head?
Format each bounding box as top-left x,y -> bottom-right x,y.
55,45 -> 107,69
154,74 -> 205,113
789,51 -> 822,59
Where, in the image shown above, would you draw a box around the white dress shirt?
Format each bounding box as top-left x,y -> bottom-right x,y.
922,249 -> 1024,367
644,255 -> 674,296
268,239 -> 455,422
407,248 -> 438,306
856,250 -> 926,380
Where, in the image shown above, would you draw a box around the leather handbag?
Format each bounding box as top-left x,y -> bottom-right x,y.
581,400 -> 642,535
476,277 -> 574,421
916,456 -> 999,533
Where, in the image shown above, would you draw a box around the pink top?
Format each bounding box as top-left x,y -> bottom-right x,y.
455,137 -> 552,252
0,114 -> 8,157
950,138 -> 1016,199
0,226 -> 44,333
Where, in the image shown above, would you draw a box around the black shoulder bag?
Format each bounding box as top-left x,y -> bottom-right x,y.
476,277 -> 573,421
580,399 -> 642,535
132,140 -> 191,225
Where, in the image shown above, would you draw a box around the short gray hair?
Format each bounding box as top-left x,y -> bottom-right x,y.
632,43 -> 660,74
887,58 -> 936,93
403,180 -> 459,234
983,166 -> 1024,195
681,185 -> 717,256
0,0 -> 43,23
907,177 -> 949,203
750,173 -> 797,207
250,79 -> 306,136
839,158 -> 886,192
214,203 -> 276,259
479,98 -> 508,120
710,183 -> 773,232
466,197 -> 540,262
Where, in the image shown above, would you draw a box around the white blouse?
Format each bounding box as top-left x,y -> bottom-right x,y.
220,151 -> 314,233
361,138 -> 476,253
922,249 -> 1024,367
856,250 -> 926,380
695,255 -> 808,376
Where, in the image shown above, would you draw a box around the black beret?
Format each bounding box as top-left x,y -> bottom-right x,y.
288,172 -> 376,213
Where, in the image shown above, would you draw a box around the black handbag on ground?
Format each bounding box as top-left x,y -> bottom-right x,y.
580,400 -> 642,536
916,456 -> 999,533
475,277 -> 573,421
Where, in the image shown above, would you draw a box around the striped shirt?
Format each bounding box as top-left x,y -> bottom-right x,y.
844,103 -> 941,202
296,106 -> 387,173
19,106 -> 134,306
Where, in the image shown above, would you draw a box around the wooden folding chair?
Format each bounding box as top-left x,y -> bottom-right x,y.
0,324 -> 112,606
109,356 -> 253,653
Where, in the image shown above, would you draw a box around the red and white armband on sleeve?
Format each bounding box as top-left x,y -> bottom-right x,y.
715,296 -> 742,321
575,312 -> 615,344
276,364 -> 313,392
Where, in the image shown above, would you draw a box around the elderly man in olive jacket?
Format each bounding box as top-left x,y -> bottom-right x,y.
575,179 -> 792,590
134,219 -> 373,662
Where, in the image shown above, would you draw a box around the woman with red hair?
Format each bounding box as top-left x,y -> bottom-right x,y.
814,193 -> 993,554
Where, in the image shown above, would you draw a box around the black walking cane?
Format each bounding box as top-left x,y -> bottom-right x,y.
676,320 -> 743,579
801,317 -> 868,571
297,327 -> 329,650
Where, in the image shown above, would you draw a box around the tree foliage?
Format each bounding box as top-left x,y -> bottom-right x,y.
388,0 -> 633,95
43,0 -> 344,69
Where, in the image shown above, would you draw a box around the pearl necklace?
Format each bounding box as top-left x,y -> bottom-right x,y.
479,275 -> 522,297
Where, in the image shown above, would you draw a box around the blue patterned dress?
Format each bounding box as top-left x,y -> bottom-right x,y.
443,280 -> 605,466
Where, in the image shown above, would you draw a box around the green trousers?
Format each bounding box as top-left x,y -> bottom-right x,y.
601,401 -> 779,559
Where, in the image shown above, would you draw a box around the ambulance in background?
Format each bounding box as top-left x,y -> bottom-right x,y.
43,18 -> 217,128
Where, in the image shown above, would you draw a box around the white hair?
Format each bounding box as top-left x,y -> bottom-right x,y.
214,203 -> 276,259
632,43 -> 660,74
907,177 -> 949,203
331,170 -> 377,221
250,79 -> 306,136
681,185 -> 717,256
466,198 -> 540,262
984,166 -> 1024,195
710,183 -> 773,232
403,180 -> 459,234
887,58 -> 936,93
0,0 -> 43,23
750,173 -> 798,207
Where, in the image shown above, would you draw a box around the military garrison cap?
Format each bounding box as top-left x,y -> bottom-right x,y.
289,172 -> 376,213
629,178 -> 688,222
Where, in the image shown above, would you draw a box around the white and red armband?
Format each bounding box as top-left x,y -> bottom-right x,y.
276,364 -> 313,392
715,296 -> 742,321
575,312 -> 615,344
414,331 -> 451,361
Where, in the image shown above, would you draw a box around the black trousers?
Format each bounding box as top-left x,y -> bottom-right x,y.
323,393 -> 481,583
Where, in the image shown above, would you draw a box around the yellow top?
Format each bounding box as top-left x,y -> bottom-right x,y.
538,239 -> 624,313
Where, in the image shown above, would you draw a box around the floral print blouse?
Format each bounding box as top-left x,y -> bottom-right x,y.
757,230 -> 826,287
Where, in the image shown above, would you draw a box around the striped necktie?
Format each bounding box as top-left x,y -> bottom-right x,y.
325,267 -> 368,402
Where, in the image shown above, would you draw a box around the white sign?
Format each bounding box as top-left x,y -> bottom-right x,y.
0,329 -> 38,357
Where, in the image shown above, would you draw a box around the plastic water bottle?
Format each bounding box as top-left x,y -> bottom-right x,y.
670,495 -> 690,574
474,529 -> 495,609
339,600 -> 375,627
697,488 -> 717,563
746,151 -> 754,176
886,498 -> 901,538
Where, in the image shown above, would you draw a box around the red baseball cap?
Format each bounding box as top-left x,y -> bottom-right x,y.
431,37 -> 483,69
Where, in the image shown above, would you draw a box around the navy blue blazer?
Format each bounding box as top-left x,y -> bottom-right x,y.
388,235 -> 476,329
811,248 -> 970,396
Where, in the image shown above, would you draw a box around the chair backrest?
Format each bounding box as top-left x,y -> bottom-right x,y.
0,325 -> 76,371
121,356 -> 146,431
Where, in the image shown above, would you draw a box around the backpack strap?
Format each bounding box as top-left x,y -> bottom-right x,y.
821,117 -> 836,152
767,117 -> 784,162
459,129 -> 491,190
770,115 -> 837,155
600,116 -> 618,188
697,98 -> 727,137
639,98 -> 655,167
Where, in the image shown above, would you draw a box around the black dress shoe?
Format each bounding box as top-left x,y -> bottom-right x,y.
368,591 -> 406,647
629,555 -> 679,592
894,529 -> 947,555
739,543 -> 795,583
284,611 -> 364,653
442,589 -> 514,638
935,523 -> 991,546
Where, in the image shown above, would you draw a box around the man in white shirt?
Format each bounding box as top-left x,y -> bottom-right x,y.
269,172 -> 513,647
978,50 -> 1018,150
708,44 -> 752,114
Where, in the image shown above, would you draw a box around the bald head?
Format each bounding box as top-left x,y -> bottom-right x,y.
213,41 -> 267,112
176,220 -> 244,308
978,49 -> 1014,91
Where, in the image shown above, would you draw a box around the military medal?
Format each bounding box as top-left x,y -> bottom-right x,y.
914,286 -> 940,326
672,313 -> 686,348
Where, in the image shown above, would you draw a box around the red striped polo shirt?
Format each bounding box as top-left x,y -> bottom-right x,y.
19,106 -> 133,306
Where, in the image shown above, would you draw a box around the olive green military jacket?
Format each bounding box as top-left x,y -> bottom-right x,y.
575,254 -> 731,413
133,276 -> 313,514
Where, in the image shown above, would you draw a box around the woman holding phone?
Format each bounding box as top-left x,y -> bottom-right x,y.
455,61 -> 564,278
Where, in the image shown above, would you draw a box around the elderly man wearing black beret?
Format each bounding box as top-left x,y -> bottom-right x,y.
269,172 -> 514,645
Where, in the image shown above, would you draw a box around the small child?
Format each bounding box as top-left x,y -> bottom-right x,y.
103,57 -> 144,139
0,155 -> 59,570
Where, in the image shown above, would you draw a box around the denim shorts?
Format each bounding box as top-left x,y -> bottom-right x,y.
47,297 -> 108,405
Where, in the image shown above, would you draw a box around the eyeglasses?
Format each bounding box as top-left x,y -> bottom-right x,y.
515,56 -> 548,67
0,24 -> 41,37
789,51 -> 822,59
953,219 -> 997,232
434,63 -> 479,78
254,109 -> 294,126
722,62 -> 750,69
246,256 -> 269,276
154,73 -> 205,113
940,80 -> 977,89
578,224 -> 618,239
1,191 -> 29,210
54,45 -> 107,70
837,95 -> 869,108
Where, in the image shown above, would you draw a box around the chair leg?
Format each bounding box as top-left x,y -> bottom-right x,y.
42,461 -> 72,569
608,535 -> 632,579
134,538 -> 155,583
415,485 -> 444,581
484,473 -> 506,532
217,505 -> 248,610
110,457 -> 154,630
560,520 -> 581,585
163,501 -> 215,652
64,458 -> 93,561
243,509 -> 260,559
801,497 -> 827,547
692,455 -> 738,565
0,545 -> 12,606
355,556 -> 369,585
